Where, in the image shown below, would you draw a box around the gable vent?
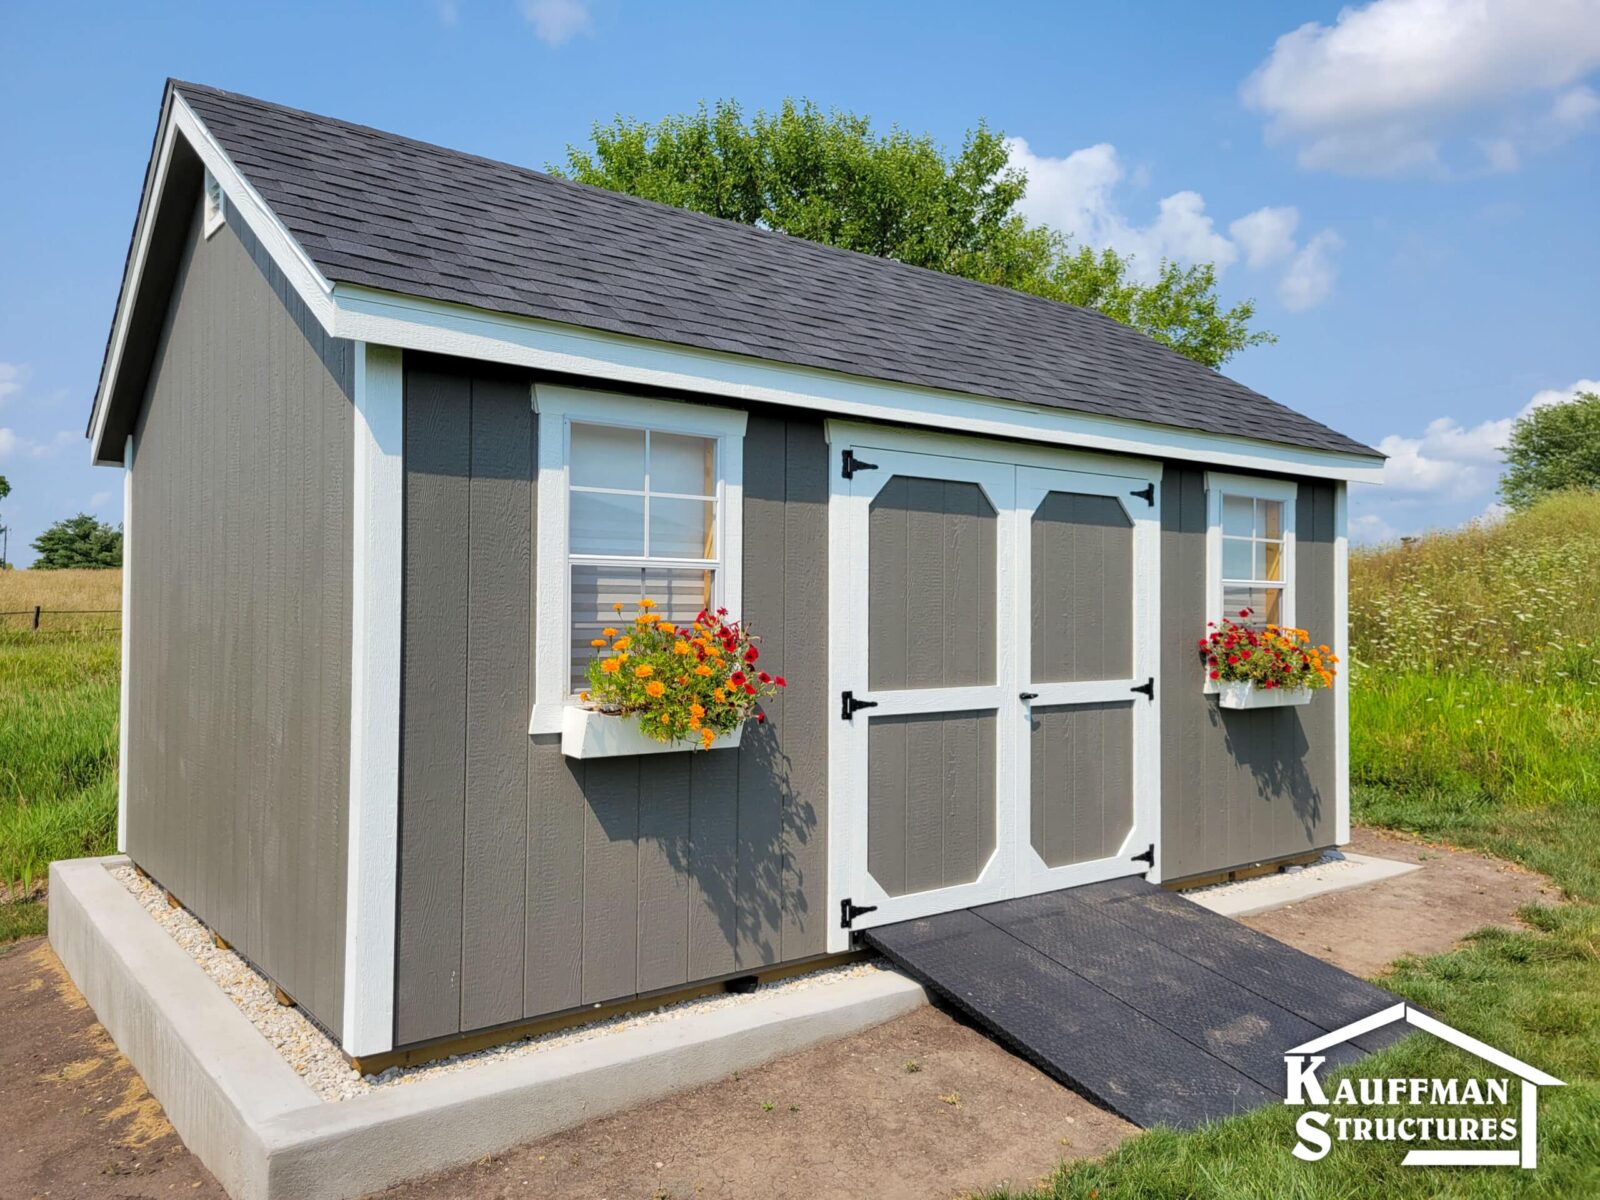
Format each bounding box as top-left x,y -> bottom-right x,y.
203,169 -> 225,239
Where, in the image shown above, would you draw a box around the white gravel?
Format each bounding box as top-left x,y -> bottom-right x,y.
111,864 -> 889,1103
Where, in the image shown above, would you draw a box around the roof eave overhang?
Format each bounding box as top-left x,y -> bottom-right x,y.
90,89 -> 1383,485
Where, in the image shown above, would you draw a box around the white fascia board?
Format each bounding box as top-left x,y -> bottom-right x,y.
331,285 -> 1385,484
343,343 -> 403,1057
1333,481 -> 1350,845
89,92 -> 337,465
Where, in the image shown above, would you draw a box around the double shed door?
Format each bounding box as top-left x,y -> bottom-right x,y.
829,430 -> 1160,942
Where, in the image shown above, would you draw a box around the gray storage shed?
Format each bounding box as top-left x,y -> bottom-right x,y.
88,81 -> 1384,1061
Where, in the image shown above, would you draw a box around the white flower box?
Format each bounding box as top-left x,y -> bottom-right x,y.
560,706 -> 744,759
1214,680 -> 1314,710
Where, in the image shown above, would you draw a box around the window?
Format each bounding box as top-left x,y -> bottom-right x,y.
568,423 -> 719,691
1205,472 -> 1297,633
532,386 -> 746,733
203,169 -> 226,239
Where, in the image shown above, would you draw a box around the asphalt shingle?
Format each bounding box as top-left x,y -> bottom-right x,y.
175,81 -> 1376,458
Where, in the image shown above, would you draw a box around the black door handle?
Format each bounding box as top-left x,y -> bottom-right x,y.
1019,692 -> 1039,701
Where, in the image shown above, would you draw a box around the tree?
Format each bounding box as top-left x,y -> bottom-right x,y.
30,513 -> 122,569
553,99 -> 1274,368
1498,392 -> 1600,512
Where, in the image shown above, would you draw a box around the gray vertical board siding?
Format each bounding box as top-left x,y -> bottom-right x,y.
397,367 -> 830,1044
1029,702 -> 1135,867
868,477 -> 997,690
461,377 -> 533,1030
125,199 -> 352,1039
1158,467 -> 1338,880
1031,492 -> 1133,682
396,367 -> 471,1046
866,712 -> 997,896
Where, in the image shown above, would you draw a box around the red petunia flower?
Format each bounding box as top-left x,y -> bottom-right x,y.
775,676 -> 787,687
758,671 -> 771,683
745,646 -> 759,663
744,683 -> 757,695
730,671 -> 746,686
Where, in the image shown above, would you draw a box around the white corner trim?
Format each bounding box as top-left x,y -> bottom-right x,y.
334,286 -> 1384,484
343,343 -> 403,1056
1333,481 -> 1351,845
1203,472 -> 1299,634
117,433 -> 134,853
530,384 -> 747,735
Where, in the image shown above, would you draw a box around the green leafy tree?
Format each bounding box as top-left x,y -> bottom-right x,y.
553,99 -> 1273,368
30,513 -> 122,569
1499,392 -> 1600,512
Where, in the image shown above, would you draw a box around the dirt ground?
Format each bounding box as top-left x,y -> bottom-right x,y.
0,827 -> 1557,1200
1239,827 -> 1557,978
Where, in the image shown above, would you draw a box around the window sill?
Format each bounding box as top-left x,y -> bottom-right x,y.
1212,681 -> 1313,710
558,705 -> 745,759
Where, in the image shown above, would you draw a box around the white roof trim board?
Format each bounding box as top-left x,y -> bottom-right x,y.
89,81 -> 1385,482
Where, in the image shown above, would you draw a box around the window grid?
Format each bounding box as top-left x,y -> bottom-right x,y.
1220,495 -> 1285,624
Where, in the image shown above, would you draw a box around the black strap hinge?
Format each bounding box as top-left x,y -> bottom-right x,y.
1132,844 -> 1155,871
841,449 -> 879,479
1131,677 -> 1155,701
840,898 -> 878,928
841,690 -> 879,720
1129,482 -> 1156,507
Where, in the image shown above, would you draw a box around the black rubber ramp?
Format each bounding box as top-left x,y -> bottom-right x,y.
862,878 -> 1409,1130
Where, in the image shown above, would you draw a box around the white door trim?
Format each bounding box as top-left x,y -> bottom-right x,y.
825,425 -> 1167,950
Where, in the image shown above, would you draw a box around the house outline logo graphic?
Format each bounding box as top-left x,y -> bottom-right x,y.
1283,1002 -> 1564,1168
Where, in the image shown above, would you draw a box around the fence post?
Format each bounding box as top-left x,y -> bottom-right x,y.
32,605 -> 40,631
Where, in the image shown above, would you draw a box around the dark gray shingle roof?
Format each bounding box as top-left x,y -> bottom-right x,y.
175,81 -> 1376,458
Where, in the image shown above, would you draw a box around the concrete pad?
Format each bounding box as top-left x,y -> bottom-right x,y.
49,856 -> 928,1200
1184,852 -> 1420,918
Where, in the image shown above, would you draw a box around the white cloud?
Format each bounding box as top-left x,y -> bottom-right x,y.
1007,138 -> 1341,308
1278,230 -> 1344,311
0,362 -> 24,406
1352,376 -> 1599,543
1242,0 -> 1600,176
1548,84 -> 1600,132
1229,206 -> 1299,268
89,491 -> 112,509
520,0 -> 591,46
0,428 -> 18,459
1375,377 -> 1600,497
29,430 -> 77,459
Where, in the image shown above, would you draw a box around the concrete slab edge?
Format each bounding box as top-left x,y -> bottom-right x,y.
48,856 -> 320,1200
1186,852 -> 1421,918
48,856 -> 928,1200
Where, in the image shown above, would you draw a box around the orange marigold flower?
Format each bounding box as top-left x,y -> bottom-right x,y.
695,664 -> 714,677
688,717 -> 702,730
659,713 -> 671,724
634,664 -> 655,678
713,688 -> 726,702
674,640 -> 692,655
659,623 -> 677,635
689,703 -> 705,718
612,601 -> 624,612
645,680 -> 666,697
590,637 -> 608,647
638,597 -> 657,610
602,627 -> 618,638
701,727 -> 715,748
600,658 -> 621,675
612,636 -> 632,651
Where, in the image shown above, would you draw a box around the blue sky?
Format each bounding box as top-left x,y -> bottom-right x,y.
2,1 -> 1597,562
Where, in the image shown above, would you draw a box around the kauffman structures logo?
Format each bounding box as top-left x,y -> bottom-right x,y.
1284,1002 -> 1564,1168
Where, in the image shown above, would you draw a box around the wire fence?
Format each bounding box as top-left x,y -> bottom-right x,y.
0,607 -> 122,633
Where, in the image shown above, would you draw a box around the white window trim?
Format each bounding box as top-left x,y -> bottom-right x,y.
1203,471 -> 1298,694
530,384 -> 747,735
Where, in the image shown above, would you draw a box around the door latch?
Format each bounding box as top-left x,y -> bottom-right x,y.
1132,844 -> 1155,871
1019,692 -> 1039,702
841,449 -> 880,479
841,691 -> 880,720
1130,677 -> 1155,701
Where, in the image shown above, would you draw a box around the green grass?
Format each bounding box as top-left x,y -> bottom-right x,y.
0,627 -> 121,913
993,493 -> 1600,1197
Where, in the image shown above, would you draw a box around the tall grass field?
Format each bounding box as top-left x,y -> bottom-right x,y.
0,569 -> 122,942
